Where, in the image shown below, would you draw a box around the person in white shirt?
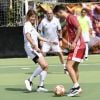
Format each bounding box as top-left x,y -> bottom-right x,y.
38,9 -> 68,74
23,9 -> 56,92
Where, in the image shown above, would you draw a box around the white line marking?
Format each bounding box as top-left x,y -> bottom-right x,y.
0,63 -> 100,69
21,68 -> 30,70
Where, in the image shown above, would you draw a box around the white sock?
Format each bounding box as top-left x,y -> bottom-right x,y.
85,43 -> 89,58
39,71 -> 47,87
73,83 -> 79,88
29,66 -> 43,82
63,64 -> 66,69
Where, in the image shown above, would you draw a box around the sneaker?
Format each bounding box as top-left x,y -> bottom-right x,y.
25,79 -> 33,91
64,68 -> 69,74
85,57 -> 88,61
67,86 -> 82,97
67,87 -> 74,94
37,86 -> 48,92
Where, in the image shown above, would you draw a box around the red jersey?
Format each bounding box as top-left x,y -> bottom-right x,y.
66,14 -> 86,62
66,14 -> 85,49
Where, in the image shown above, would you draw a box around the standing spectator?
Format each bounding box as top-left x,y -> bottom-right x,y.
78,8 -> 93,59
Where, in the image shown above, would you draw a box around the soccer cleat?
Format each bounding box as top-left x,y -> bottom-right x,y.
64,68 -> 69,74
25,79 -> 33,91
37,86 -> 48,92
67,86 -> 82,97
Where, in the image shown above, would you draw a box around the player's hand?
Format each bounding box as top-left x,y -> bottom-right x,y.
70,42 -> 76,50
34,46 -> 41,53
49,41 -> 58,45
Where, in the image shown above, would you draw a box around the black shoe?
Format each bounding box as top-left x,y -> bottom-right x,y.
67,86 -> 82,97
64,68 -> 69,74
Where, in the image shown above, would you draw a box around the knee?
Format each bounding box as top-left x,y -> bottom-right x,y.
43,52 -> 46,56
43,63 -> 48,70
66,64 -> 72,70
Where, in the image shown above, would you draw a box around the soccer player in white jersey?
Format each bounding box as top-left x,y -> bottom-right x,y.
38,9 -> 68,74
23,9 -> 56,92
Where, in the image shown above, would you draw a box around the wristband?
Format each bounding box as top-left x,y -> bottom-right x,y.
59,37 -> 62,41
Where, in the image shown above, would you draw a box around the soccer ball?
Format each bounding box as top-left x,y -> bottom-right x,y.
54,85 -> 65,96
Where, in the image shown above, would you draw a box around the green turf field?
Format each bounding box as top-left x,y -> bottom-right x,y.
0,55 -> 100,100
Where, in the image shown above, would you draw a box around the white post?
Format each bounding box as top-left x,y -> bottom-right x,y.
10,0 -> 12,9
25,0 -> 28,14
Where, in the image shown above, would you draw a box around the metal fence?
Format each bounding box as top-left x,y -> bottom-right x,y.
0,0 -> 24,27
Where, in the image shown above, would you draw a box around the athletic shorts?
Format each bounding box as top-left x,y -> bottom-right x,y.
42,41 -> 61,53
82,32 -> 90,42
24,45 -> 42,63
67,44 -> 86,63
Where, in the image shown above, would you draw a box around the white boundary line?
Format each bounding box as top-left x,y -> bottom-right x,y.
0,63 -> 100,69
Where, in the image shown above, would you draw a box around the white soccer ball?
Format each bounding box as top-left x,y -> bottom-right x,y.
54,85 -> 65,96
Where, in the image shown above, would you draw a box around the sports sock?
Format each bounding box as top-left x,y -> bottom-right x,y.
73,83 -> 79,88
29,66 -> 43,82
63,64 -> 66,69
39,70 -> 47,87
85,43 -> 89,58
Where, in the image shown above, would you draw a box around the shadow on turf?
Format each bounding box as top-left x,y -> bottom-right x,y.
5,88 -> 37,93
5,88 -> 81,97
5,88 -> 54,94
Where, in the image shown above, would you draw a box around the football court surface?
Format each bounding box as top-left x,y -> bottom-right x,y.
0,55 -> 100,100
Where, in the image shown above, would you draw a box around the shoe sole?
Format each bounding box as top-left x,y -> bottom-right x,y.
37,88 -> 48,92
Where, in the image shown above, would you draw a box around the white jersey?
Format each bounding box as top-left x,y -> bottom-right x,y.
38,17 -> 61,41
23,21 -> 38,50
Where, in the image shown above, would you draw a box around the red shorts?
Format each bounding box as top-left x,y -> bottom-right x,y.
67,44 -> 86,62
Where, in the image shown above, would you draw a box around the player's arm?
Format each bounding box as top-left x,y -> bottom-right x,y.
72,25 -> 82,49
74,24 -> 82,43
62,38 -> 72,48
58,30 -> 63,46
25,32 -> 41,52
88,17 -> 93,34
57,19 -> 63,46
36,32 -> 57,45
70,16 -> 82,49
57,18 -> 62,39
58,30 -> 62,39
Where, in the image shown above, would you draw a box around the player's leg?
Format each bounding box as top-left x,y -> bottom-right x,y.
24,48 -> 43,91
82,32 -> 89,59
67,45 -> 85,96
85,42 -> 89,59
73,62 -> 79,81
36,42 -> 50,92
24,47 -> 48,91
66,60 -> 78,84
52,43 -> 68,74
66,60 -> 82,97
57,52 -> 68,74
36,55 -> 48,92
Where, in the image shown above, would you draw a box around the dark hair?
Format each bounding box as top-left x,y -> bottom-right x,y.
81,8 -> 87,13
53,5 -> 66,13
27,9 -> 37,18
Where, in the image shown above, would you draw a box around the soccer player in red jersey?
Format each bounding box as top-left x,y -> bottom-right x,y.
53,5 -> 86,97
